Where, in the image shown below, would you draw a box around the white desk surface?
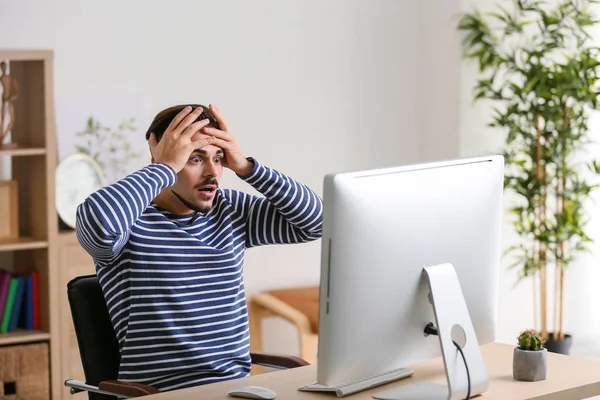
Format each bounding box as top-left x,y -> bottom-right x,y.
144,342 -> 600,399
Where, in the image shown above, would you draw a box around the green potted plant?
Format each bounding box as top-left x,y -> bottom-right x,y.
458,0 -> 600,354
514,329 -> 547,382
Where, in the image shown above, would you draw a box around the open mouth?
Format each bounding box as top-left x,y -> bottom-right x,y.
197,185 -> 217,195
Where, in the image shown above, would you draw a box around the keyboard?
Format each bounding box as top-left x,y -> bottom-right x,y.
297,367 -> 415,397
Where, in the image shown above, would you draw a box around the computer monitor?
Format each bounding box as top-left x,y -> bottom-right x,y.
312,154 -> 504,399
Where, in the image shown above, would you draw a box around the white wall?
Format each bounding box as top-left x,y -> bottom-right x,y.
9,0 -> 597,363
1,0 -> 465,356
459,0 -> 600,350
418,0 -> 462,162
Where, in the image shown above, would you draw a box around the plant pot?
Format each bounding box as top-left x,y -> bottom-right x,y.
513,347 -> 547,382
544,332 -> 572,355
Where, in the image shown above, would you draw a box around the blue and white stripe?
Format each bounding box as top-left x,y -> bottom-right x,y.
75,158 -> 323,391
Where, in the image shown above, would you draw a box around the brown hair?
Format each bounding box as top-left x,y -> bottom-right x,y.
145,104 -> 220,142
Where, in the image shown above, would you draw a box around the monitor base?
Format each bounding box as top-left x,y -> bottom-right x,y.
372,382 -> 449,400
373,263 -> 489,400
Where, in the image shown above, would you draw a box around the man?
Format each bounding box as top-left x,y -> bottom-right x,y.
75,104 -> 323,392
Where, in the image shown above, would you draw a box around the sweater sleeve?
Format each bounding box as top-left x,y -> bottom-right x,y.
75,162 -> 177,267
228,158 -> 323,248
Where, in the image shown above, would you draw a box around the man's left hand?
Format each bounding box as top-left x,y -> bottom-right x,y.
203,104 -> 254,176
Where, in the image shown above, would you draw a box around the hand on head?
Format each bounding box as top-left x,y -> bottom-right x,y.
202,104 -> 253,176
148,106 -> 215,173
148,105 -> 253,176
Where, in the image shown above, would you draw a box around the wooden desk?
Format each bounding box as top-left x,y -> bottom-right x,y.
145,342 -> 600,399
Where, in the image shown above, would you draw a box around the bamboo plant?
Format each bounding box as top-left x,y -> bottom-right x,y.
458,0 -> 600,341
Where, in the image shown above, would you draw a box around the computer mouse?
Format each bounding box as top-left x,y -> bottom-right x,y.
227,385 -> 276,399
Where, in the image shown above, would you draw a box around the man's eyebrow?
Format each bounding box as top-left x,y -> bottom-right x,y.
192,149 -> 224,155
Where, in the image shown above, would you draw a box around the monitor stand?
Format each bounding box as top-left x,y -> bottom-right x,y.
373,263 -> 489,400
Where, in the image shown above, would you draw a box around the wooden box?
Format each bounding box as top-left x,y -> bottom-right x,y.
0,342 -> 50,399
0,180 -> 18,242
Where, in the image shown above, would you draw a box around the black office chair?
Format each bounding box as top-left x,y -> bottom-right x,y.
64,274 -> 309,399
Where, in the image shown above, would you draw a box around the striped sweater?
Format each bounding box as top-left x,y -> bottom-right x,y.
75,158 -> 323,392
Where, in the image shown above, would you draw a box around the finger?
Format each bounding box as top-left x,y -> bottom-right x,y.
174,106 -> 204,135
165,106 -> 194,134
181,118 -> 210,138
187,135 -> 217,151
202,126 -> 232,141
209,104 -> 229,132
209,137 -> 233,151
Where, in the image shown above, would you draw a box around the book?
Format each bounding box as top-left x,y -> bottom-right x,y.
8,276 -> 25,331
0,269 -> 10,323
22,274 -> 33,330
0,277 -> 18,333
31,270 -> 40,330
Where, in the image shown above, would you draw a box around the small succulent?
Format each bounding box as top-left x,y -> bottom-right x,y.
518,329 -> 545,351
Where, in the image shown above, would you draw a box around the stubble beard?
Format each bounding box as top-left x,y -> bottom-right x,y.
171,190 -> 213,213
171,178 -> 218,214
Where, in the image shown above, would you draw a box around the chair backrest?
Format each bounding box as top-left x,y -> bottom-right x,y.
67,274 -> 121,400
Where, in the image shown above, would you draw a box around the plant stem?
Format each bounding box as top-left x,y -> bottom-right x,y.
533,271 -> 538,332
559,265 -> 565,340
536,114 -> 548,339
557,107 -> 569,341
555,175 -> 561,339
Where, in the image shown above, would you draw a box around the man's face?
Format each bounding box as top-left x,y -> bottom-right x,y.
170,132 -> 224,213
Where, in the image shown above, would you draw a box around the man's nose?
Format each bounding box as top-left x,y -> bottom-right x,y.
203,161 -> 218,176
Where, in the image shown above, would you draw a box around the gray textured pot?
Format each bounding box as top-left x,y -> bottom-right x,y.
513,347 -> 547,382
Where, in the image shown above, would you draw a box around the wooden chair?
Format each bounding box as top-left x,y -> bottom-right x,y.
248,286 -> 319,365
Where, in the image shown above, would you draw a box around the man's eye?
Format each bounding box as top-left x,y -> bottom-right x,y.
190,156 -> 201,163
215,157 -> 222,163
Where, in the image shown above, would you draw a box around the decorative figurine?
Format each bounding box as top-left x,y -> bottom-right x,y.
0,60 -> 20,149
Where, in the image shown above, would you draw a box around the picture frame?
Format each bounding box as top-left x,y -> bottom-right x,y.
0,180 -> 18,242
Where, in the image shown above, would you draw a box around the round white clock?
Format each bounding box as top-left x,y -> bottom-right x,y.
56,153 -> 106,229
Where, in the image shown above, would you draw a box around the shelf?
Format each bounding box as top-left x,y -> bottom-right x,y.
0,146 -> 47,156
0,237 -> 48,251
0,330 -> 50,346
0,49 -> 52,61
0,49 -> 60,400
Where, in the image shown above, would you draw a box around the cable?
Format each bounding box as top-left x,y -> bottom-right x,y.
452,339 -> 471,400
424,323 -> 471,400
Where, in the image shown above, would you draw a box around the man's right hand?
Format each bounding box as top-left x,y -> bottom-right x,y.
148,106 -> 215,173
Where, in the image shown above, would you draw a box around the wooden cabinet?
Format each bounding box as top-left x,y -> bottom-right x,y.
0,49 -> 61,399
0,49 -> 98,400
